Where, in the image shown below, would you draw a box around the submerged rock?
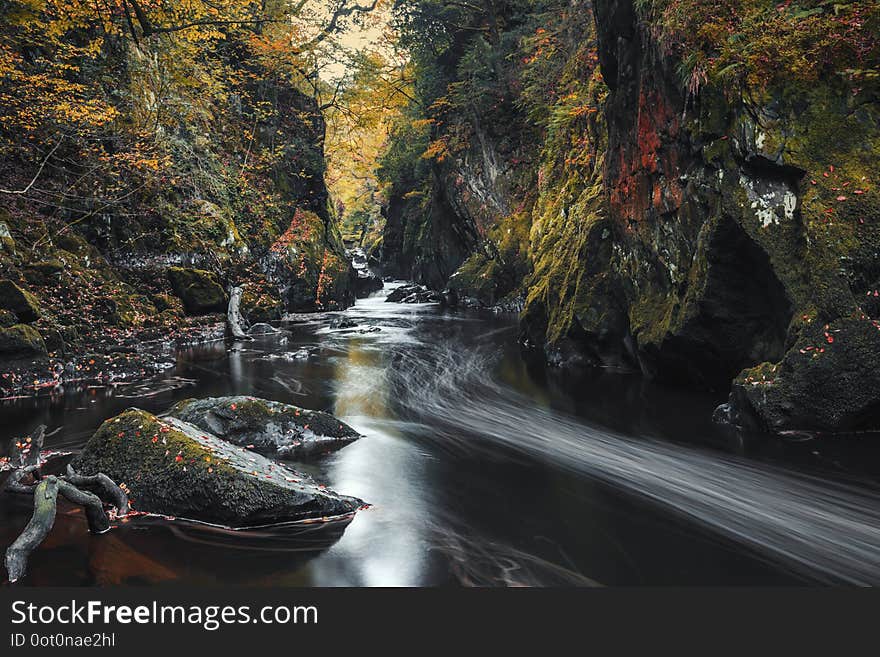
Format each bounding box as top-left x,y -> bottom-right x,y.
329,316 -> 357,329
166,395 -> 362,459
73,408 -> 363,527
247,322 -> 280,336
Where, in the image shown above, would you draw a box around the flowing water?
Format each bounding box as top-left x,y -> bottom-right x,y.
2,283 -> 880,586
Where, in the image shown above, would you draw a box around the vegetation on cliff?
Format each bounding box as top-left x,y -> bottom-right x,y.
0,0 -> 385,393
375,0 -> 880,434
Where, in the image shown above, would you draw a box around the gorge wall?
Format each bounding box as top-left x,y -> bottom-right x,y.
0,5 -> 355,394
379,0 -> 880,435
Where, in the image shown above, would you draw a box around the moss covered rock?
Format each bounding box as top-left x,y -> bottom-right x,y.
73,408 -> 363,527
727,318 -> 880,433
0,323 -> 47,359
167,396 -> 361,459
167,267 -> 227,315
240,288 -> 283,323
151,293 -> 183,314
0,279 -> 41,322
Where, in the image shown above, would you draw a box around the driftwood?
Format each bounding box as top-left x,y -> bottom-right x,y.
3,426 -> 127,583
226,285 -> 253,341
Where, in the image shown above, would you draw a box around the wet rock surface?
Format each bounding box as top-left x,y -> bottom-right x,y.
350,248 -> 384,298
166,395 -> 362,459
73,408 -> 363,527
385,284 -> 442,304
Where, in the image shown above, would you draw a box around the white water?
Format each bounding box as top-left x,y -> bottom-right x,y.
390,343 -> 880,585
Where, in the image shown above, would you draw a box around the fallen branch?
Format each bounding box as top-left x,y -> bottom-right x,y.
0,464 -> 40,495
3,434 -> 127,582
0,139 -> 63,196
57,479 -> 111,534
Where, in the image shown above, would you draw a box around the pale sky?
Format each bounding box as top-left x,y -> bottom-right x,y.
315,4 -> 397,81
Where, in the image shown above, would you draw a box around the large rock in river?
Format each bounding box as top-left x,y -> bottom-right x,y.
73,408 -> 363,527
167,396 -> 361,459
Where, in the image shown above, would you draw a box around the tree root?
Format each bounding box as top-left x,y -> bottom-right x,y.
5,477 -> 59,583
3,429 -> 129,583
0,464 -> 40,495
65,464 -> 130,515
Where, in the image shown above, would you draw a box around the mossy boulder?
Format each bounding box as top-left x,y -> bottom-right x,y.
241,288 -> 283,323
725,317 -> 880,434
73,408 -> 363,527
151,293 -> 183,314
0,324 -> 47,359
167,267 -> 227,315
23,259 -> 65,285
167,396 -> 362,460
0,279 -> 41,322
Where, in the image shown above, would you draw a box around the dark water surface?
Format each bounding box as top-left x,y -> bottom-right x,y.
3,284 -> 880,586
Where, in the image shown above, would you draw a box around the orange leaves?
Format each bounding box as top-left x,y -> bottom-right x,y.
422,137 -> 451,163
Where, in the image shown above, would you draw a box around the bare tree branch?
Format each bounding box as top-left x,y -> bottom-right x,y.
0,139 -> 63,196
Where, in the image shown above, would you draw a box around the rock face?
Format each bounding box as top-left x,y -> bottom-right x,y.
379,0 -> 880,435
0,26 -> 356,391
166,396 -> 362,459
73,408 -> 363,526
350,248 -> 384,297
167,267 -> 228,315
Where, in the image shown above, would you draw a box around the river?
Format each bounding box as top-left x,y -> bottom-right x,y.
2,283 -> 880,586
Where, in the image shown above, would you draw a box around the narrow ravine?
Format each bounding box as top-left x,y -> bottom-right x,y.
5,284 -> 879,586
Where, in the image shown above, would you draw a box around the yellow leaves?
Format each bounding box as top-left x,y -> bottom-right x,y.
569,105 -> 599,118
422,137 -> 450,163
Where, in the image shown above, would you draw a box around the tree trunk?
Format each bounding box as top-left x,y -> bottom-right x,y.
226,286 -> 253,340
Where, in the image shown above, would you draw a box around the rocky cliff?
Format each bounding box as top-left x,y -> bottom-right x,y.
0,8 -> 355,394
380,0 -> 880,435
